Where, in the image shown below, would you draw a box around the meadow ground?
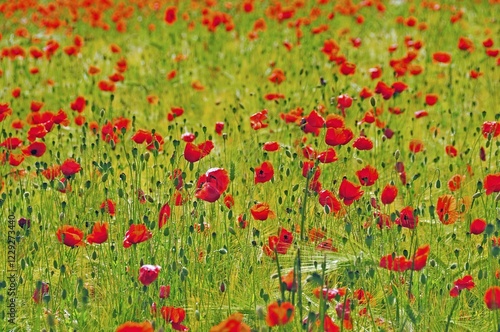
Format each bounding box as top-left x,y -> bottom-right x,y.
0,0 -> 500,331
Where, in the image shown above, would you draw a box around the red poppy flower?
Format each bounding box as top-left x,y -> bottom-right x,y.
56,225 -> 85,247
302,160 -> 321,180
123,224 -> 152,248
392,81 -> 408,94
195,167 -> 230,203
379,253 -> 412,272
61,158 -> 81,177
138,265 -> 161,286
445,145 -> 458,157
450,275 -> 475,297
268,68 -> 286,84
170,169 -> 183,190
215,122 -> 224,135
132,129 -> 152,144
368,66 -> 382,80
223,194 -> 234,209
250,202 -> 275,220
87,222 -> 108,244
317,148 -> 338,163
433,52 -> 452,64
412,244 -> 430,270
28,124 -> 48,142
22,141 -> 46,157
338,177 -> 364,206
11,87 -> 21,98
263,141 -> 280,151
70,96 -> 86,112
266,301 -> 294,327
353,136 -> 373,151
337,94 -> 353,117
164,6 -> 177,24
161,306 -> 188,331
436,194 -> 459,225
30,100 -> 44,112
374,81 -> 395,99
318,189 -> 342,214
9,153 -> 24,166
470,218 -> 487,235
339,62 -> 356,75
484,286 -> 500,310
482,121 -> 500,138
484,173 -> 500,195
264,93 -> 285,100
409,139 -> 424,153
249,109 -> 269,130
425,93 -> 438,106
336,299 -> 353,330
100,199 -> 116,216
301,110 -> 325,136
1,137 -> 23,149
447,174 -> 464,192
458,37 -> 474,52
325,127 -> 354,146
381,184 -> 398,205
98,80 -> 116,92
32,281 -> 49,304
42,165 -> 61,181
116,321 -> 154,332
159,203 -> 171,229
395,206 -> 418,229
255,161 -> 274,184
181,132 -> 195,142
356,165 -> 379,186
210,313 -> 251,332
0,103 -> 13,122
184,140 -> 214,162
167,107 -> 184,121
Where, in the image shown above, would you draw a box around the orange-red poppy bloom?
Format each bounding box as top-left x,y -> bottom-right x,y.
255,161 -> 274,184
209,312 -> 251,332
195,168 -> 230,203
433,51 -> 451,63
250,202 -> 275,220
325,127 -> 354,147
100,199 -> 116,216
450,275 -> 475,297
87,222 -> 109,244
161,306 -> 188,331
352,136 -> 373,151
263,141 -> 280,151
409,139 -> 424,153
318,189 -> 342,214
56,225 -> 85,247
158,203 -> 171,229
116,321 -> 154,332
250,109 -> 269,130
470,218 -> 487,235
61,158 -> 81,177
266,301 -> 295,327
123,224 -> 152,248
395,206 -> 418,229
338,177 -> 364,205
138,264 -> 161,286
484,173 -> 500,195
184,140 -> 214,162
22,141 -> 46,157
268,68 -> 286,84
381,184 -> 398,205
436,194 -> 459,224
356,165 -> 379,186
164,6 -> 177,25
484,286 -> 500,310
317,148 -> 338,163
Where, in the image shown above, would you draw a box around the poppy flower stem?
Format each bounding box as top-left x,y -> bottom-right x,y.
445,298 -> 459,332
296,249 -> 302,327
300,168 -> 312,241
274,248 -> 285,302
